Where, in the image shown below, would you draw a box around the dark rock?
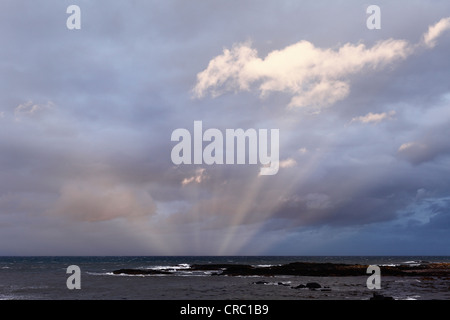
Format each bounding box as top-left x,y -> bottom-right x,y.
191,264 -> 256,276
278,282 -> 290,286
370,292 -> 394,300
224,265 -> 256,276
306,282 -> 322,289
291,284 -> 307,289
191,264 -> 251,271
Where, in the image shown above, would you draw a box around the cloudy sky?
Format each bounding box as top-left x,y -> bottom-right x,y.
1,0 -> 450,255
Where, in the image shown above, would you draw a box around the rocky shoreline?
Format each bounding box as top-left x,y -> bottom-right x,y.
113,261 -> 450,277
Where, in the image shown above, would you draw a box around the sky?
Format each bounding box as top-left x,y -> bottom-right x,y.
0,0 -> 450,255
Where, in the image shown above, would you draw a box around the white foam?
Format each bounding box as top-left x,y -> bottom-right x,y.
253,264 -> 273,268
401,260 -> 424,266
87,271 -> 163,277
403,295 -> 420,300
146,263 -> 191,271
86,272 -> 113,276
108,272 -> 166,277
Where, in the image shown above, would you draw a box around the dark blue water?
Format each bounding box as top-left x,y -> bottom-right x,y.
1,256 -> 449,300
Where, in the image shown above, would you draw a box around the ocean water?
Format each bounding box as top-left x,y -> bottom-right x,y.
0,256 -> 449,300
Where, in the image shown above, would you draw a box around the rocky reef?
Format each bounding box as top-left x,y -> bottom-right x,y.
112,262 -> 450,277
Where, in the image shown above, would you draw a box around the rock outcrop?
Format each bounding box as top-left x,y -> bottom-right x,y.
113,262 -> 450,277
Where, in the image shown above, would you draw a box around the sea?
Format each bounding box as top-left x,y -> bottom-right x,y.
1,256 -> 449,300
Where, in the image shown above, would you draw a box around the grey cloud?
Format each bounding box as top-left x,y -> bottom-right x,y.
1,1 -> 450,254
398,122 -> 450,165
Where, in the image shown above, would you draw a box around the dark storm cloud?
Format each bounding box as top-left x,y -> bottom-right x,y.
0,1 -> 450,254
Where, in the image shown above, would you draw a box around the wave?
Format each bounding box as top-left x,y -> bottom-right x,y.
401,260 -> 430,264
0,294 -> 19,300
86,267 -> 214,277
87,272 -> 170,277
251,264 -> 278,268
144,263 -> 191,271
261,281 -> 291,286
397,295 -> 421,300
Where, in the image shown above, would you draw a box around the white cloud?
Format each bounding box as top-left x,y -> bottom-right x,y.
279,157 -> 297,168
399,142 -> 414,152
194,39 -> 411,109
351,110 -> 396,124
182,168 -> 206,186
423,17 -> 450,48
14,100 -> 55,120
398,141 -> 424,152
194,17 -> 450,109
